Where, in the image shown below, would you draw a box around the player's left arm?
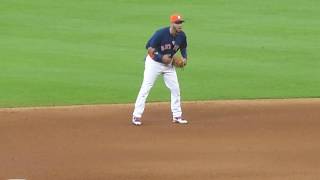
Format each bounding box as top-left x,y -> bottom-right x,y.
180,47 -> 187,66
174,32 -> 188,65
179,35 -> 188,66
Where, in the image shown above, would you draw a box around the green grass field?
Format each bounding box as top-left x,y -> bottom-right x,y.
1,0 -> 319,107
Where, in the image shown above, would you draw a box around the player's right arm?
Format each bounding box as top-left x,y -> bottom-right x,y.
146,29 -> 171,64
147,47 -> 171,64
147,47 -> 157,59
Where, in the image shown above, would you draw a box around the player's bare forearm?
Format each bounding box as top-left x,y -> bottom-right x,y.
147,47 -> 156,58
162,54 -> 172,64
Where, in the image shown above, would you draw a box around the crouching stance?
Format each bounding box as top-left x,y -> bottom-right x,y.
132,14 -> 189,126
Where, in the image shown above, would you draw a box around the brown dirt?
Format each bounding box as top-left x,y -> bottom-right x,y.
0,99 -> 320,180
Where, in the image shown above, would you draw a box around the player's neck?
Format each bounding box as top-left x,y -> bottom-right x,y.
169,27 -> 177,36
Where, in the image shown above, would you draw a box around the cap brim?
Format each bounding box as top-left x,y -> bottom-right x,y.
173,20 -> 185,23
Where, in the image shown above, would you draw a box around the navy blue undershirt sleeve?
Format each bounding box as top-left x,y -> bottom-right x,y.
181,48 -> 187,59
176,33 -> 188,59
153,52 -> 163,62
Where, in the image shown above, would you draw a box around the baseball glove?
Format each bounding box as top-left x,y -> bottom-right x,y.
172,55 -> 185,68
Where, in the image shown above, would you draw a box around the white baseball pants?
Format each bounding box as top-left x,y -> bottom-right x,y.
133,55 -> 182,118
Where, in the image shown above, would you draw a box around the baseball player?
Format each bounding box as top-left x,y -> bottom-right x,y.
132,13 -> 188,126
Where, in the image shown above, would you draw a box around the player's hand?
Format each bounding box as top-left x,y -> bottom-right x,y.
162,54 -> 172,64
182,58 -> 187,66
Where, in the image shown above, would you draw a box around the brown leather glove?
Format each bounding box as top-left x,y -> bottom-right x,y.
172,55 -> 186,68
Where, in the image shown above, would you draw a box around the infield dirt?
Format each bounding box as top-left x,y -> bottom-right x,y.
1,99 -> 320,180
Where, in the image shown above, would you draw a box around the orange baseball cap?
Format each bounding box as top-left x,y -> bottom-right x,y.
170,14 -> 184,23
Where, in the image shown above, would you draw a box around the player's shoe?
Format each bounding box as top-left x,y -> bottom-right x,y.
132,116 -> 142,126
172,116 -> 188,124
